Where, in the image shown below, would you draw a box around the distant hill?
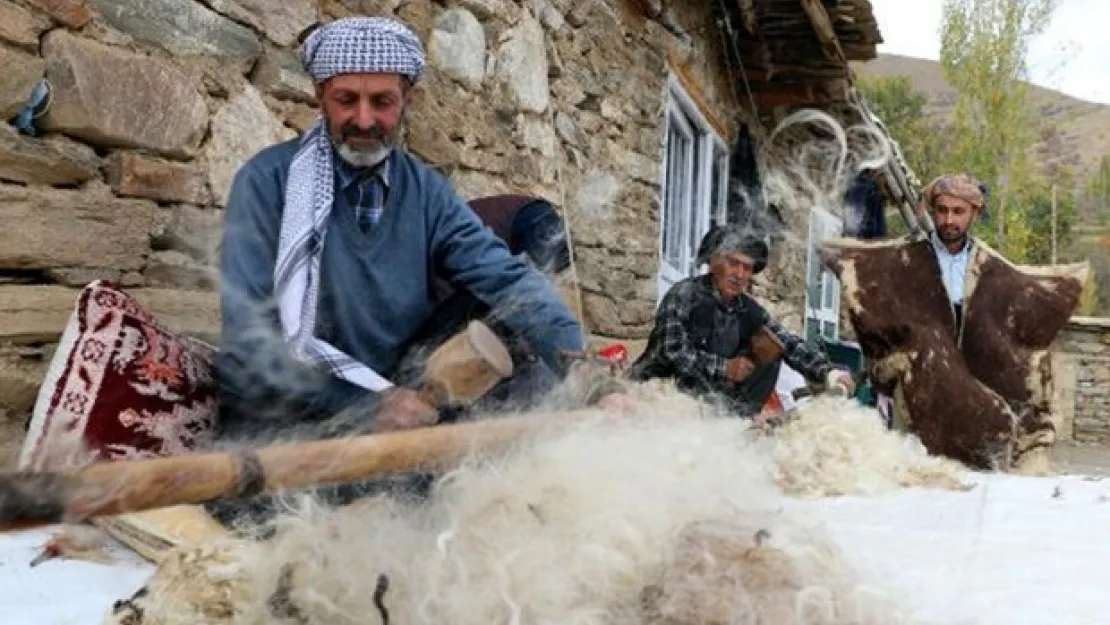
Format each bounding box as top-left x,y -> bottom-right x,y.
853,53 -> 1110,239
854,53 -> 1110,183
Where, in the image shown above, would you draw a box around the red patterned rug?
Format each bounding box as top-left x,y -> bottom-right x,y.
20,281 -> 218,471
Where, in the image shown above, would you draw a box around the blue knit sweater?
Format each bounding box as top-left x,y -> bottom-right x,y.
217,139 -> 584,421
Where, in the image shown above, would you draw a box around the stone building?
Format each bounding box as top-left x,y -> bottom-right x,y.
0,0 -> 888,464
1052,318 -> 1110,445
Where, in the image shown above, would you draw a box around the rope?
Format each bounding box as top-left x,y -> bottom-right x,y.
546,106 -> 589,350
714,0 -> 760,122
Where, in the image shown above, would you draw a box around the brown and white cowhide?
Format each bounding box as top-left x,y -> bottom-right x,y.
820,235 -> 1088,472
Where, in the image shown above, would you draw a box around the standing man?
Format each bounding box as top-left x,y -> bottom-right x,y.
215,16 -> 585,443
919,173 -> 987,337
628,224 -> 854,417
870,173 -> 988,432
824,171 -> 1084,472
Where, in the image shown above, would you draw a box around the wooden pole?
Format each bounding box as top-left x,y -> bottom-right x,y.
997,185 -> 1006,251
1052,183 -> 1058,265
0,320 -> 518,532
0,409 -> 605,532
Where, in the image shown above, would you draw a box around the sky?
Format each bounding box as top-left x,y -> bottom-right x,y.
868,0 -> 1110,105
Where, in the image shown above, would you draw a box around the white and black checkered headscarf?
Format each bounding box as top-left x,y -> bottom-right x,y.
300,16 -> 425,84
272,17 -> 426,393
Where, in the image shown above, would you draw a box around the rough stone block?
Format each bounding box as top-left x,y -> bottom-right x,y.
273,99 -> 320,133
196,0 -> 261,31
0,350 -> 47,416
429,8 -> 487,91
0,123 -> 102,186
450,168 -> 511,200
151,204 -> 225,264
44,267 -> 136,288
0,182 -> 157,272
0,1 -> 51,50
395,0 -> 436,38
0,44 -> 46,120
93,0 -> 261,71
41,30 -> 209,158
106,152 -> 210,205
495,13 -> 549,114
252,49 -> 316,103
453,0 -> 511,20
516,116 -> 558,157
210,0 -> 318,46
0,284 -> 220,344
23,0 -> 92,27
143,250 -> 218,291
205,84 -> 295,206
0,408 -> 27,469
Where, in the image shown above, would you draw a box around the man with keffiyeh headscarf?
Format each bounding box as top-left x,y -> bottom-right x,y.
214,16 -> 586,443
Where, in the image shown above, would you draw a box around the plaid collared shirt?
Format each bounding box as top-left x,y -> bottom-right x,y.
649,275 -> 832,386
336,156 -> 391,231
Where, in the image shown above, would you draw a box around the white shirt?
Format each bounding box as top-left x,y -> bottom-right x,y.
929,232 -> 972,304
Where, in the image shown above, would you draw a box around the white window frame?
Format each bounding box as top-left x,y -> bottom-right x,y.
657,75 -> 730,300
804,207 -> 843,343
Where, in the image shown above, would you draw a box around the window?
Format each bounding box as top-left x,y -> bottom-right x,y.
658,76 -> 730,299
805,207 -> 843,344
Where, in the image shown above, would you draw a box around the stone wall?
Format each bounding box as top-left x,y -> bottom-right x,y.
1053,317 -> 1110,444
0,0 -> 783,460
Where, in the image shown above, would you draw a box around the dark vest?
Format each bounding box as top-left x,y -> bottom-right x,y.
630,285 -> 768,403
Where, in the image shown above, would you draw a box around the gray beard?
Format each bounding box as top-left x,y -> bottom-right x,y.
335,141 -> 392,168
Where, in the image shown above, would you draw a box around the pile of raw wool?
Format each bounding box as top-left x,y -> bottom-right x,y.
761,396 -> 971,496
104,391 -> 970,625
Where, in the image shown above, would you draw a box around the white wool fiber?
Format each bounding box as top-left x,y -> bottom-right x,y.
766,396 -> 972,497
107,387 -> 970,625
102,99 -> 970,625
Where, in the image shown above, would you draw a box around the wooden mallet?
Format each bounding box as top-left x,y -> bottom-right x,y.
417,319 -> 513,407
0,320 -> 519,532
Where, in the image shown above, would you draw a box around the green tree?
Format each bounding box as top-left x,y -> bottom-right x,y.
1076,262 -> 1098,316
1080,155 -> 1110,222
1082,249 -> 1110,315
939,0 -> 1059,262
1020,168 -> 1079,264
857,74 -> 946,183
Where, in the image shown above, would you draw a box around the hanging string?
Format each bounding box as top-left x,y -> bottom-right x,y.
713,0 -> 760,122
546,105 -> 589,350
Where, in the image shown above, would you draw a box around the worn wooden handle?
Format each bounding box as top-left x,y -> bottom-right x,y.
0,320 -> 518,532
0,409 -> 605,532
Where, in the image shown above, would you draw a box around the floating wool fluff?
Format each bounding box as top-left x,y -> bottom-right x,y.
103,396 -> 969,625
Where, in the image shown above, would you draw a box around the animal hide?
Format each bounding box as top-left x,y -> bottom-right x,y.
820,236 -> 1088,470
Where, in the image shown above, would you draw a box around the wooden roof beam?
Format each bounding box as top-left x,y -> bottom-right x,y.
746,78 -> 850,108
800,0 -> 847,65
740,65 -> 848,81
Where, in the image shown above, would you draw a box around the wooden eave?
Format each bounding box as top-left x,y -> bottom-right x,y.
724,0 -> 883,108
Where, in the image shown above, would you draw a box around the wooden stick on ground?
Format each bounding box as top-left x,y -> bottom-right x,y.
0,410 -> 587,532
0,319 -> 520,532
